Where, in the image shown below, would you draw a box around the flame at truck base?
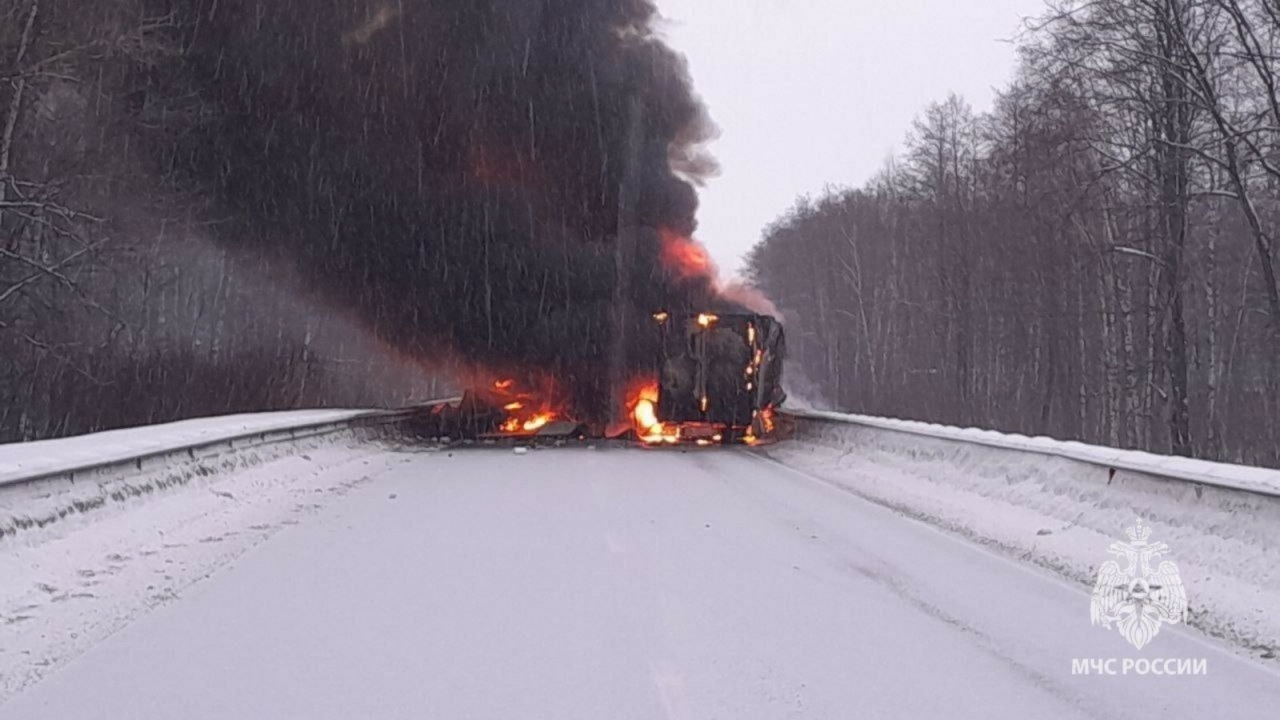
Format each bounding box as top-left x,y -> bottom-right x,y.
642,311 -> 786,445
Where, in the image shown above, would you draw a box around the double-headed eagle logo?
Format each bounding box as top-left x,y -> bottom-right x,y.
1090,519 -> 1188,649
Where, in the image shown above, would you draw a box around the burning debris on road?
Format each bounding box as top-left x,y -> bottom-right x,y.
406,311 -> 786,447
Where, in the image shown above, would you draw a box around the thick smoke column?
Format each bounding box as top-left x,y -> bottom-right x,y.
156,0 -> 724,420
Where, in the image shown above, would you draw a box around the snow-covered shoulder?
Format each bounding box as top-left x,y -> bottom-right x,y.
790,409 -> 1280,497
771,415 -> 1280,661
0,409 -> 383,486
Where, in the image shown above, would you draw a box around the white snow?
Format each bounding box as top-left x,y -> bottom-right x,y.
0,409 -> 387,486
4,446 -> 1280,718
0,435 -> 407,702
769,416 -> 1280,659
790,409 -> 1280,497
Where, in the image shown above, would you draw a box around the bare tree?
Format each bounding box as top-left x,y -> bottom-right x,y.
747,0 -> 1280,468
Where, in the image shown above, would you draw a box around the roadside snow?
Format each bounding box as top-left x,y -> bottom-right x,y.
0,409 -> 384,486
767,417 -> 1280,660
791,409 -> 1280,496
0,436 -> 408,703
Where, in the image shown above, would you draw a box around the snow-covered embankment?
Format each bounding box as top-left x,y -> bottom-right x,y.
769,412 -> 1280,660
0,410 -> 423,701
0,409 -> 418,543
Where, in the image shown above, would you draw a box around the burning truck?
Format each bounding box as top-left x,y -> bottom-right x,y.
411,310 -> 786,447
631,312 -> 786,445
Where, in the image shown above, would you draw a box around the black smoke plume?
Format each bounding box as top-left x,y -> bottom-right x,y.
148,0 -> 723,420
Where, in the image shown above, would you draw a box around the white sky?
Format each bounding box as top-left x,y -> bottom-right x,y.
655,0 -> 1048,277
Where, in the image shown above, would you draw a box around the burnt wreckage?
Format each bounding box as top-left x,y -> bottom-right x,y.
650,312 -> 786,443
409,311 -> 786,446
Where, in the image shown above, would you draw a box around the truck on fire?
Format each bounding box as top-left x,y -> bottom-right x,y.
650,311 -> 785,443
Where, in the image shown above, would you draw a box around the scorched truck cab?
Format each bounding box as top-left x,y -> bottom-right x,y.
651,311 -> 786,443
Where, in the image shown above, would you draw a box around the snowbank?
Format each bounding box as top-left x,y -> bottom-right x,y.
0,438 -> 400,702
791,409 -> 1280,496
0,405 -> 431,701
0,409 -> 390,486
770,415 -> 1280,660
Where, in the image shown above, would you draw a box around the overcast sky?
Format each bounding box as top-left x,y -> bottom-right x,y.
655,0 -> 1048,277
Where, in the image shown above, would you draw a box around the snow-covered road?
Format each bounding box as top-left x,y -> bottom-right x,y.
4,446 -> 1279,719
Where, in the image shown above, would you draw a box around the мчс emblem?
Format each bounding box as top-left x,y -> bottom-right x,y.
1090,519 -> 1187,649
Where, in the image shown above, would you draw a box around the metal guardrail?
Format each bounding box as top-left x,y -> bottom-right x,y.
0,400 -> 459,491
14,400 -> 1273,500
783,408 -> 1280,499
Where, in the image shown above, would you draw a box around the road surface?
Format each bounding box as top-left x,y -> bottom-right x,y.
4,446 -> 1278,719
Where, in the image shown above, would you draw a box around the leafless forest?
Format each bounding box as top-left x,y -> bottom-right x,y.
0,0 -> 479,442
749,0 -> 1280,467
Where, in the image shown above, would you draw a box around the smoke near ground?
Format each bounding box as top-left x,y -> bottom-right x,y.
1,0 -> 728,437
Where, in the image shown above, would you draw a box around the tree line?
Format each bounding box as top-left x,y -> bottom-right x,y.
748,0 -> 1280,468
0,0 -> 446,442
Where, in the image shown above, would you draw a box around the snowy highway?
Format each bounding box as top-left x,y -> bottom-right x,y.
4,445 -> 1279,719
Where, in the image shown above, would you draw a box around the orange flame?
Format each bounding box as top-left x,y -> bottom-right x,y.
634,395 -> 659,432
522,414 -> 553,432
660,229 -> 716,281
761,406 -> 777,434
626,379 -> 679,445
488,376 -> 560,435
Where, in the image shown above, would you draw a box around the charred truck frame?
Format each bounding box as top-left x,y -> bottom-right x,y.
650,312 -> 786,443
409,312 -> 786,446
